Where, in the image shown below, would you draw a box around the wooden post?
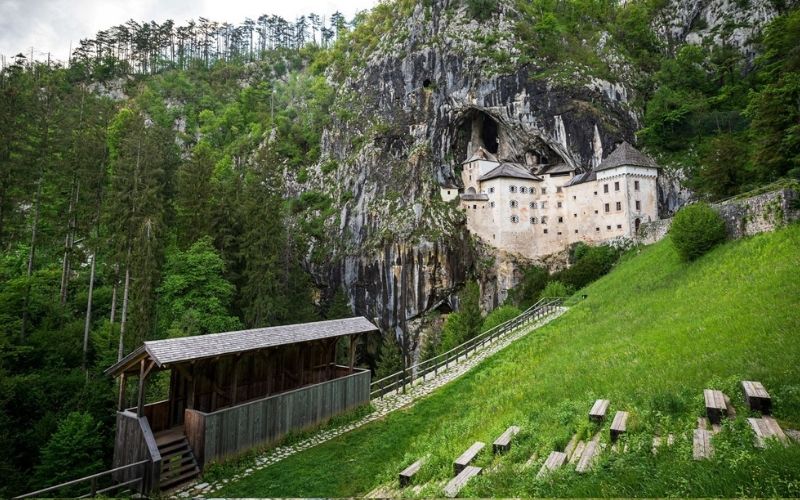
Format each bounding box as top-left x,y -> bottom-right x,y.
348,335 -> 357,373
118,372 -> 127,411
187,362 -> 196,410
232,356 -> 240,405
137,360 -> 146,417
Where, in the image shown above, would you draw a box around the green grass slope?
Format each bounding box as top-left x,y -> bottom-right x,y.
214,225 -> 800,497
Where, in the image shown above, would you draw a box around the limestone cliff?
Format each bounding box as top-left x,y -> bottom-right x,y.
298,0 -> 775,349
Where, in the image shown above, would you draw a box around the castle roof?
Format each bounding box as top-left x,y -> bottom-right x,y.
596,141 -> 659,172
460,193 -> 489,201
462,147 -> 499,164
478,162 -> 540,182
563,170 -> 597,187
537,163 -> 575,175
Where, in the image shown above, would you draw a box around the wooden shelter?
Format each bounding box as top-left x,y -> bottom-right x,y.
106,317 -> 378,492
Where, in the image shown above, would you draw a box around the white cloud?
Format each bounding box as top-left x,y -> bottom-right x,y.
0,0 -> 379,62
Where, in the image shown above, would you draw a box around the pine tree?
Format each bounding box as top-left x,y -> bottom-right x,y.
375,334 -> 404,380
33,412 -> 104,492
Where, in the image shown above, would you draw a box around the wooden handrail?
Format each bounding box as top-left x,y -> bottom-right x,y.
14,460 -> 149,499
370,298 -> 564,398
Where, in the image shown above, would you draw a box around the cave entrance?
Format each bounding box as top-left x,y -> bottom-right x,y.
480,114 -> 499,154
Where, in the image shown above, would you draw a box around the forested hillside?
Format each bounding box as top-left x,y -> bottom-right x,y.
1,0 -> 799,496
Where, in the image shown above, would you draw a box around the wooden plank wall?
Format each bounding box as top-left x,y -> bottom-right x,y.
111,411 -> 162,494
195,368 -> 370,467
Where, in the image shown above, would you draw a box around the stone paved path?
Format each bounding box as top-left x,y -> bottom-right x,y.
175,307 -> 567,498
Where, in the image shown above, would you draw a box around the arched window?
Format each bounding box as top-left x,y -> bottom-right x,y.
520,186 -> 527,193
529,202 -> 536,209
510,200 -> 518,208
509,185 -> 517,193
541,216 -> 548,224
510,215 -> 519,223
530,217 -> 538,224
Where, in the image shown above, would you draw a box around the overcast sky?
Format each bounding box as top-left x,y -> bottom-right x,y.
0,0 -> 379,62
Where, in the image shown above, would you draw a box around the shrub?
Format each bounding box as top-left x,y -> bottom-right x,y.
554,244 -> 619,290
467,0 -> 497,20
481,305 -> 521,333
541,281 -> 573,299
507,265 -> 548,307
670,202 -> 727,261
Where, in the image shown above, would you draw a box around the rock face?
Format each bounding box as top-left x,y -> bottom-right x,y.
303,0 -> 762,349
655,0 -> 790,60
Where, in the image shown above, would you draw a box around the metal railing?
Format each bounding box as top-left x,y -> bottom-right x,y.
14,459 -> 149,499
370,297 -> 563,399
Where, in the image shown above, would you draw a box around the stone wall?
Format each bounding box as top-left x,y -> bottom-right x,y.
636,188 -> 799,244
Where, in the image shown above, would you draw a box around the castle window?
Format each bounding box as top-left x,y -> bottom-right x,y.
603,184 -> 609,193
604,203 -> 610,213
556,186 -> 562,193
635,200 -> 641,210
594,191 -> 598,196
541,216 -> 548,224
607,225 -> 612,230
573,213 -> 577,217
594,210 -> 598,214
469,175 -> 472,181
520,186 -> 527,193
634,180 -> 640,191
490,201 -> 495,208
573,196 -> 576,200
557,231 -> 562,235
489,187 -> 495,193
530,187 -> 536,194
557,201 -> 563,208
543,229 -> 549,234
541,201 -> 547,209
614,181 -> 620,191
617,224 -> 622,229
558,216 -> 564,223
473,204 -> 477,209
574,230 -> 578,234
510,200 -> 518,208
529,202 -> 536,209
616,201 -> 622,211
510,215 -> 519,223
509,185 -> 517,193
530,217 -> 537,224
447,190 -> 451,195
541,187 -> 547,194
596,227 -> 600,231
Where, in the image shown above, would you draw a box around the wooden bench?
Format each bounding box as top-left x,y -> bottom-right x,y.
748,416 -> 789,448
536,451 -> 567,478
693,428 -> 713,460
443,466 -> 482,497
704,389 -> 727,424
589,399 -> 610,422
399,458 -> 424,487
453,442 -> 485,475
742,381 -> 772,414
492,426 -> 520,454
610,411 -> 628,442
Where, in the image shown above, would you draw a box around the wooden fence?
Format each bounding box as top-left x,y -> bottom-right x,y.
13,459 -> 149,499
370,298 -> 563,398
186,365 -> 371,467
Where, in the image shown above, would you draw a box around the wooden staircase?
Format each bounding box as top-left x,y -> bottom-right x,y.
157,430 -> 201,491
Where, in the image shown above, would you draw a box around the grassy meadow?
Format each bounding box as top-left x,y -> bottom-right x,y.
213,225 -> 800,497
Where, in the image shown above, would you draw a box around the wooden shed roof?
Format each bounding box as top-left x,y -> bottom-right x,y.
105,316 -> 378,377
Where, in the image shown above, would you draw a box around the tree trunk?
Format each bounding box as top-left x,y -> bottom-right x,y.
60,179 -> 80,304
21,176 -> 43,340
83,252 -> 96,378
117,264 -> 131,362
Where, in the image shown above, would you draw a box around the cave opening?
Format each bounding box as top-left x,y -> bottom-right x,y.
481,116 -> 499,154
422,78 -> 432,88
